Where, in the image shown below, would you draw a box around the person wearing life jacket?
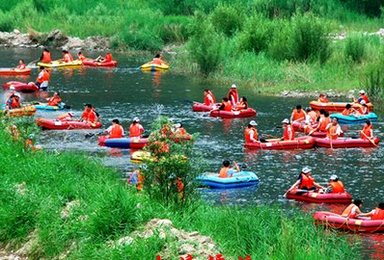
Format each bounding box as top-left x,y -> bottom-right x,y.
173,123 -> 188,137
128,167 -> 144,191
16,59 -> 26,70
284,167 -> 325,196
81,104 -> 97,123
341,104 -> 357,116
151,53 -> 165,65
218,160 -> 240,178
236,97 -> 248,110
34,66 -> 50,91
290,105 -> 306,123
62,50 -> 74,63
302,107 -> 318,134
203,89 -> 216,106
244,120 -> 259,143
175,177 -> 185,199
359,203 -> 384,220
129,117 -> 145,138
341,199 -> 364,219
5,93 -> 21,109
354,90 -> 370,104
357,100 -> 369,115
40,48 -> 52,63
56,112 -> 74,121
326,175 -> 345,193
315,110 -> 330,133
96,52 -> 113,63
326,118 -> 343,140
77,51 -> 86,61
227,84 -> 239,107
281,118 -> 295,141
360,120 -> 374,140
47,92 -> 62,106
219,97 -> 232,111
318,93 -> 329,103
105,119 -> 124,139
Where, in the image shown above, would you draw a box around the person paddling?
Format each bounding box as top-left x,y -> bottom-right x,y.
284,167 -> 325,196
47,92 -> 62,106
218,160 -> 240,178
360,120 -> 374,140
129,117 -> 145,138
33,66 -> 50,91
15,59 -> 26,70
281,119 -> 295,141
105,119 -> 124,139
325,175 -> 345,193
326,118 -> 342,140
290,105 -> 306,123
244,120 -> 259,143
81,104 -> 97,123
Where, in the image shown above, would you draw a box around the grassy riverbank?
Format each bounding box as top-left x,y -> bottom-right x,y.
1,1 -> 384,97
0,119 -> 358,259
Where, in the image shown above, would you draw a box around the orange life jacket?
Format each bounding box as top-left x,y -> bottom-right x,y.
78,53 -> 86,61
204,93 -> 215,106
360,125 -> 373,139
318,97 -> 329,103
176,128 -> 187,136
341,108 -> 352,116
41,51 -> 52,63
327,124 -> 339,140
81,109 -> 97,123
244,127 -> 258,143
152,58 -> 162,65
319,117 -> 330,132
63,53 -> 74,62
341,204 -> 359,218
105,53 -> 113,62
329,181 -> 345,193
224,101 -> 232,111
228,90 -> 238,106
47,96 -> 61,106
283,125 -> 295,141
176,177 -> 184,193
10,97 -> 21,109
129,123 -> 144,138
109,124 -> 124,138
299,174 -> 314,189
219,167 -> 229,178
308,111 -> 317,122
292,109 -> 306,121
16,64 -> 26,70
371,208 -> 384,220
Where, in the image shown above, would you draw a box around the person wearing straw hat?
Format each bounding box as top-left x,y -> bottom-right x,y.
326,175 -> 345,193
129,117 -> 145,138
281,119 -> 295,141
244,120 -> 259,143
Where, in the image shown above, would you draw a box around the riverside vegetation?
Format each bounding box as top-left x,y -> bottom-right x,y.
1,0 -> 384,101
0,117 -> 358,259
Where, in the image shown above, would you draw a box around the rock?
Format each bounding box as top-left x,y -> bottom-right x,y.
116,236 -> 134,246
60,200 -> 80,219
14,182 -> 27,196
13,29 -> 20,34
46,29 -> 68,47
15,230 -> 39,256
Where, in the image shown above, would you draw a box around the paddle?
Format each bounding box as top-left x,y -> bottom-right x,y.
360,130 -> 378,147
85,131 -> 104,138
27,59 -> 39,68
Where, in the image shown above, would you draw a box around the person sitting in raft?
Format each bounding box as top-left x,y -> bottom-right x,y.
341,104 -> 357,116
235,97 -> 248,110
326,175 -> 345,193
354,90 -> 370,104
357,100 -> 369,115
77,51 -> 86,61
218,97 -> 232,111
244,120 -> 259,143
61,50 -> 74,63
302,107 -> 318,134
284,167 -> 325,196
105,119 -> 124,139
95,52 -> 113,63
341,199 -> 365,219
129,117 -> 145,138
218,160 -> 240,178
15,59 -> 26,70
313,110 -> 330,133
172,123 -> 188,137
203,89 -> 216,106
290,105 -> 306,123
81,104 -> 97,123
281,119 -> 295,141
46,92 -> 62,106
40,48 -> 52,63
33,66 -> 50,91
360,120 -> 374,140
151,53 -> 168,65
226,84 -> 239,107
5,93 -> 21,110
318,93 -> 329,103
326,118 -> 342,140
57,112 -> 74,121
359,203 -> 384,220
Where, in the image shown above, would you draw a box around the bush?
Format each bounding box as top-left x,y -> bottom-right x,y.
344,34 -> 366,63
210,4 -> 243,37
0,11 -> 14,32
361,60 -> 384,101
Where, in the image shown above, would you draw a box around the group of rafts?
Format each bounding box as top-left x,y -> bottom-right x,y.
193,89 -> 383,233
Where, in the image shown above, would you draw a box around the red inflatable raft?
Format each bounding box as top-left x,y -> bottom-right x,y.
314,137 -> 380,148
36,118 -> 102,130
244,136 -> 315,150
286,189 -> 352,203
210,108 -> 257,118
291,121 -> 343,138
82,59 -> 117,67
0,68 -> 31,76
309,101 -> 373,112
313,211 -> 384,233
192,102 -> 220,112
3,81 -> 39,93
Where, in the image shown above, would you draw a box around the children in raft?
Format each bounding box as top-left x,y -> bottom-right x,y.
96,52 -> 113,63
172,123 -> 190,138
290,105 -> 306,123
151,53 -> 167,65
203,89 -> 216,107
218,160 -> 240,178
5,93 -> 21,110
15,59 -> 26,70
129,117 -> 145,138
105,119 -> 124,139
325,118 -> 342,140
281,119 -> 295,141
40,48 -> 52,63
226,84 -> 239,107
354,90 -> 370,104
360,120 -> 374,140
77,51 -> 86,61
342,200 -> 384,220
32,66 -> 50,91
81,104 -> 98,124
284,167 -> 326,196
325,175 -> 345,193
244,120 -> 259,143
318,93 -> 329,103
46,92 -> 62,106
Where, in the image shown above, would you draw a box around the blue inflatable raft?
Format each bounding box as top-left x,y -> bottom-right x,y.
330,112 -> 378,125
33,102 -> 67,111
196,171 -> 259,189
98,136 -> 148,149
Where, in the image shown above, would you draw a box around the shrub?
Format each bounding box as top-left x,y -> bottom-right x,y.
360,59 -> 384,102
0,11 -> 14,32
344,34 -> 366,63
210,4 -> 243,37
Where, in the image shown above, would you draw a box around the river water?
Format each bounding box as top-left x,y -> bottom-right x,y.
1,48 -> 383,258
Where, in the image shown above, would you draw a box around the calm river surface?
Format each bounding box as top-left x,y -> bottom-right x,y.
1,48 -> 383,258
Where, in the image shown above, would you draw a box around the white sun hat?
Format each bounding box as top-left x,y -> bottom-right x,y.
282,118 -> 290,124
249,120 -> 257,126
359,90 -> 365,94
231,84 -> 237,88
330,174 -> 338,180
133,117 -> 140,122
302,167 -> 311,174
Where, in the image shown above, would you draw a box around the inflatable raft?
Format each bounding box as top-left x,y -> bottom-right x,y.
291,121 -> 343,138
196,171 -> 259,189
36,118 -> 102,130
0,68 -> 31,76
98,136 -> 148,149
244,136 -> 315,150
310,101 -> 373,112
140,63 -> 169,72
210,108 -> 257,118
313,211 -> 384,233
330,112 -> 378,125
2,106 -> 36,117
3,81 -> 39,93
286,189 -> 352,203
82,59 -> 117,67
37,60 -> 83,68
314,137 -> 380,148
192,102 -> 220,112
32,102 -> 66,111
131,151 -> 152,162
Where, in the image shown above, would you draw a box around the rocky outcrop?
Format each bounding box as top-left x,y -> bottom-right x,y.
0,29 -> 110,51
280,89 -> 356,98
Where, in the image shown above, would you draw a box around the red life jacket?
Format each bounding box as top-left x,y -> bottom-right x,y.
292,109 -> 306,121
204,93 -> 215,106
319,117 -> 330,132
47,96 -> 61,106
329,181 -> 345,193
41,51 -> 52,63
105,53 -> 113,62
129,123 -> 144,137
109,124 -> 124,138
283,125 -> 295,140
244,127 -> 258,143
219,167 -> 229,178
10,97 -> 21,108
327,124 -> 339,140
224,101 -> 232,111
81,109 -> 97,123
371,208 -> 384,220
360,125 -> 373,139
299,174 -> 314,189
